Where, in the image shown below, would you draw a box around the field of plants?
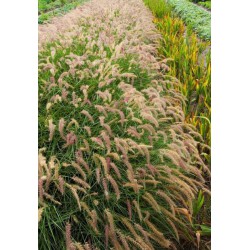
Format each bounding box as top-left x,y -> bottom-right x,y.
189,0 -> 211,10
38,0 -> 88,23
38,0 -> 211,249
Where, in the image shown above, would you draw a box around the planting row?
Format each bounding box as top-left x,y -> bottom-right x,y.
38,0 -> 88,24
39,0 -> 65,14
166,0 -> 211,40
38,0 -> 210,249
197,1 -> 211,10
144,0 -> 211,146
157,18 -> 211,148
143,0 -> 211,247
188,0 -> 211,10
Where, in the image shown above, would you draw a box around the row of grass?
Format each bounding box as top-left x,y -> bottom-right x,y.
144,0 -> 211,147
166,0 -> 211,40
143,0 -> 211,246
157,18 -> 211,148
38,0 -> 88,24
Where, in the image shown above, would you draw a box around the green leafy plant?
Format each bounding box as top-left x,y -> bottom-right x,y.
192,191 -> 211,249
198,1 -> 211,10
167,0 -> 211,40
193,190 -> 205,217
200,225 -> 211,236
38,0 -> 88,24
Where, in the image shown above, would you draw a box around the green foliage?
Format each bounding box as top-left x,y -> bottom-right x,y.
192,191 -> 211,248
143,0 -> 170,18
193,190 -> 205,217
198,1 -> 211,10
188,0 -> 211,10
200,224 -> 211,236
167,0 -> 211,40
38,13 -> 50,24
38,0 -> 88,24
39,0 -> 61,13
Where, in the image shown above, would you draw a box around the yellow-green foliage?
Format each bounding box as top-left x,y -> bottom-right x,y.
143,0 -> 211,248
143,0 -> 211,148
155,15 -> 211,147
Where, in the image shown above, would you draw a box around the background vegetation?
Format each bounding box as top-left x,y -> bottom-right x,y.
188,0 -> 211,10
38,0 -> 88,24
165,0 -> 211,40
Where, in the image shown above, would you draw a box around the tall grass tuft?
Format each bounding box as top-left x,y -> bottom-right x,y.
143,0 -> 169,18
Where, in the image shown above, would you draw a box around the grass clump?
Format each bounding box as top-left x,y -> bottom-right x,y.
39,0 -> 210,249
143,0 -> 170,18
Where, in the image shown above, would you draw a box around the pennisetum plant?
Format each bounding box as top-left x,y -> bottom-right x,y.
38,0 -> 210,249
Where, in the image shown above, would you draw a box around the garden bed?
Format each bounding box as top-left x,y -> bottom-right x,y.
166,0 -> 211,40
38,0 -> 88,24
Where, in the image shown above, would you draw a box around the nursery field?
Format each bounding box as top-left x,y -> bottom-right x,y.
38,0 -> 89,23
189,0 -> 211,10
38,0 -> 211,249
